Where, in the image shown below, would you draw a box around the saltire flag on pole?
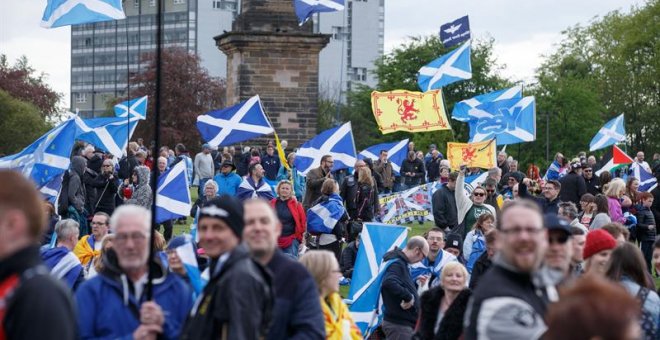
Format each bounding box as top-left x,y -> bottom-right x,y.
155,161 -> 192,224
358,139 -> 409,175
41,0 -> 126,28
294,122 -> 357,176
293,0 -> 345,25
40,172 -> 65,205
596,145 -> 634,176
630,163 -> 658,192
451,86 -> 522,122
446,140 -> 496,170
589,114 -> 626,152
371,90 -> 451,134
197,95 -> 274,148
467,96 -> 536,145
174,237 -> 206,296
347,223 -> 408,337
417,41 -> 472,91
543,159 -> 562,181
0,118 -> 79,188
114,96 -> 148,119
439,15 -> 471,48
75,116 -> 141,157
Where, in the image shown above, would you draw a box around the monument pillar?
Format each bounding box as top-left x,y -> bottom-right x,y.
215,0 -> 330,147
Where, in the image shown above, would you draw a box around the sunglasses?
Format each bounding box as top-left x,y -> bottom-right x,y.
473,192 -> 486,197
486,189 -> 495,193
548,233 -> 570,244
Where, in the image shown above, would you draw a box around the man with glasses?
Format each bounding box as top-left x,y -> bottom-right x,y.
582,165 -> 601,195
76,205 -> 193,339
303,155 -> 334,210
381,236 -> 429,339
410,228 -> 457,290
74,212 -> 110,271
543,214 -> 574,281
465,200 -> 558,340
520,178 -> 562,214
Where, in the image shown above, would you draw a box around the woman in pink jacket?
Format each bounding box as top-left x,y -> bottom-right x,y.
604,178 -> 628,224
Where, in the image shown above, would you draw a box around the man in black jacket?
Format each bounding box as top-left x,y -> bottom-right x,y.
432,171 -> 459,231
559,161 -> 587,208
87,158 -> 118,215
0,170 -> 77,339
381,236 -> 429,339
340,236 -> 360,279
181,196 -> 273,340
582,165 -> 601,195
400,151 -> 425,190
520,178 -> 562,214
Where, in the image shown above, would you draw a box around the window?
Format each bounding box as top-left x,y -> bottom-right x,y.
331,26 -> 347,40
76,93 -> 87,103
173,0 -> 185,3
134,0 -> 139,8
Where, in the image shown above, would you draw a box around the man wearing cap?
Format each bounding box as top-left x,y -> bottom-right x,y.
181,196 -> 273,340
543,214 -> 575,282
213,160 -> 242,196
410,228 -> 457,291
582,164 -> 601,195
559,160 -> 587,208
194,144 -> 216,198
236,163 -> 276,202
444,233 -> 464,261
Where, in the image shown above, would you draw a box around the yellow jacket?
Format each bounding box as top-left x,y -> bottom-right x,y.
321,293 -> 362,340
73,235 -> 100,266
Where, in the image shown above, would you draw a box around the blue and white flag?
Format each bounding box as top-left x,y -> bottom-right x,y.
295,122 -> 357,176
544,160 -> 562,181
41,0 -> 126,29
190,208 -> 200,243
439,15 -> 471,48
40,173 -> 65,204
75,116 -> 140,157
452,86 -> 523,122
306,193 -> 345,235
114,96 -> 148,119
359,139 -> 409,175
294,0 -> 345,25
347,223 -> 408,337
174,237 -> 206,296
155,161 -> 192,224
417,41 -> 472,91
197,95 -> 274,148
467,96 -> 536,145
630,163 -> 658,192
0,118 -> 78,188
589,114 -> 626,152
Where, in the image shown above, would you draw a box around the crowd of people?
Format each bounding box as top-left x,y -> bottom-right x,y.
1,138 -> 660,340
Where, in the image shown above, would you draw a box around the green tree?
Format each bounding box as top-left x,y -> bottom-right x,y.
0,89 -> 51,155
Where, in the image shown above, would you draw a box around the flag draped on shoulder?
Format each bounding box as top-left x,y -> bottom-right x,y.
174,237 -> 205,296
371,90 -> 450,134
294,122 -> 357,176
446,140 -> 496,170
359,139 -> 409,175
196,95 -> 274,148
294,0 -> 345,25
417,41 -> 471,91
114,96 -> 148,119
451,86 -> 522,122
155,161 -> 192,224
589,114 -> 626,152
41,0 -> 126,28
75,116 -> 140,157
306,193 -> 345,235
467,96 -> 536,145
439,15 -> 471,48
348,223 -> 408,337
596,145 -> 634,176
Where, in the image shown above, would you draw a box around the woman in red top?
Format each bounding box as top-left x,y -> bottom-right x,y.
270,180 -> 306,258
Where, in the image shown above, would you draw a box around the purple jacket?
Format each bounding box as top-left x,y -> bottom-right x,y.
607,197 -> 626,224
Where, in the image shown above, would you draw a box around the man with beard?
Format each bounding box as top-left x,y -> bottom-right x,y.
465,200 -> 558,340
303,155 -> 334,210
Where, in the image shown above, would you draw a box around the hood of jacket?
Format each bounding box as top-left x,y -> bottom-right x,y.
71,155 -> 87,177
134,165 -> 151,187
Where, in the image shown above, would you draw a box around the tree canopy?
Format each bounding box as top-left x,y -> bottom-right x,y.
0,55 -> 62,119
0,89 -> 52,156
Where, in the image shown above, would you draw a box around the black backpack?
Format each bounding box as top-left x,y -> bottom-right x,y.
57,170 -> 71,217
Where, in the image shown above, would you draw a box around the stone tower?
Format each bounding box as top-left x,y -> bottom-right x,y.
215,0 -> 330,147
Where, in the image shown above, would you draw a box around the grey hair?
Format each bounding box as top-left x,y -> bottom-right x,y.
510,160 -> 518,166
204,180 -> 219,192
488,167 -> 502,177
405,235 -> 428,251
55,219 -> 80,240
109,204 -> 151,234
559,201 -> 579,220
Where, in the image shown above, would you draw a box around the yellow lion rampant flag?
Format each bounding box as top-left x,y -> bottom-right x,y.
371,90 -> 451,134
447,139 -> 496,170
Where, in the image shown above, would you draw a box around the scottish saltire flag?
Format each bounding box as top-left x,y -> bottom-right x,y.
75,116 -> 140,157
440,15 -> 471,48
306,193 -> 345,234
295,122 -> 357,176
190,208 -> 200,243
467,96 -> 536,145
41,173 -> 64,204
417,41 -> 472,91
41,0 -> 126,28
358,139 -> 409,175
630,163 -> 657,192
543,160 -> 562,181
347,223 -> 408,337
155,161 -> 192,224
0,118 -> 78,188
294,0 -> 345,25
452,86 -> 523,122
114,96 -> 148,119
197,95 -> 274,148
175,237 -> 205,296
589,114 -> 626,152
465,171 -> 488,193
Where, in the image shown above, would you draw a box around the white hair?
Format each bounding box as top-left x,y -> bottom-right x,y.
204,180 -> 219,192
55,219 -> 80,240
109,204 -> 151,234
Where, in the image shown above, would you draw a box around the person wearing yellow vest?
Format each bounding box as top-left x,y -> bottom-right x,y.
74,212 -> 110,269
300,250 -> 362,340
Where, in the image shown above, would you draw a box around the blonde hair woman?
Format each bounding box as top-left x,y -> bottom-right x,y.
89,234 -> 115,278
603,178 -> 627,224
300,250 -> 361,340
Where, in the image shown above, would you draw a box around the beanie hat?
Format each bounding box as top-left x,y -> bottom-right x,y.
198,195 -> 244,239
444,233 -> 462,251
583,229 -> 617,260
167,234 -> 196,252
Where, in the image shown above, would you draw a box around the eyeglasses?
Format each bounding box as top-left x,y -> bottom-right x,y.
473,192 -> 486,197
115,232 -> 147,243
103,164 -> 113,167
486,189 -> 495,193
584,169 -> 592,172
548,233 -> 570,244
500,227 -> 544,236
90,221 -> 107,226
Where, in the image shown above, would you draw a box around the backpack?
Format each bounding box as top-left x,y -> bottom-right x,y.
57,170 -> 71,217
636,287 -> 658,340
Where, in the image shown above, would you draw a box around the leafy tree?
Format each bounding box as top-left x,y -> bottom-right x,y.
0,55 -> 62,119
116,47 -> 226,151
0,89 -> 51,155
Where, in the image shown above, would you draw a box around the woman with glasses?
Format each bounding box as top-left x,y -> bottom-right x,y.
300,250 -> 362,340
88,159 -> 118,216
463,213 -> 495,273
455,170 -> 496,242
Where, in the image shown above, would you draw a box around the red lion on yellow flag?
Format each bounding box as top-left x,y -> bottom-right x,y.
371,90 -> 451,134
447,140 -> 496,170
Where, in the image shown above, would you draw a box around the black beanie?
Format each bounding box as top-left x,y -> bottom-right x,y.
198,195 -> 244,239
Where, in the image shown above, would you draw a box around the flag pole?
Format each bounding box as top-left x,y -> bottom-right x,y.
146,0 -> 163,301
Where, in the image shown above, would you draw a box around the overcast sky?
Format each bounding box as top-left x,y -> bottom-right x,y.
0,0 -> 646,109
